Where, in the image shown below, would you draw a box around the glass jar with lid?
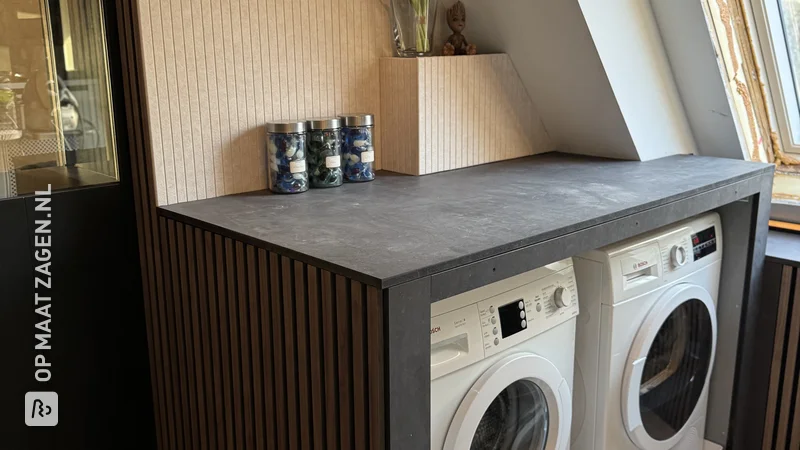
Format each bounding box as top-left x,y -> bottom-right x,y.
266,120 -> 309,194
339,113 -> 375,182
306,117 -> 343,188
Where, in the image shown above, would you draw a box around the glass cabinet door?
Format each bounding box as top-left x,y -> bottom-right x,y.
0,0 -> 117,199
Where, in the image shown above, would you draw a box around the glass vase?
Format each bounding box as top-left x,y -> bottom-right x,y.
389,0 -> 439,57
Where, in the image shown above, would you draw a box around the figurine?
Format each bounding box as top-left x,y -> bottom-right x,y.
443,1 -> 477,56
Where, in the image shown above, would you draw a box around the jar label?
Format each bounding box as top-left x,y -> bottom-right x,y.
325,155 -> 341,168
289,160 -> 306,173
361,150 -> 375,163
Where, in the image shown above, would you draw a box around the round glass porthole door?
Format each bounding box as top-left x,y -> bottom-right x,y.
472,379 -> 549,450
622,284 -> 717,450
443,353 -> 571,450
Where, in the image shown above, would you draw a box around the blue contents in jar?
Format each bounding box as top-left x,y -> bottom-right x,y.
268,132 -> 309,194
341,126 -> 375,182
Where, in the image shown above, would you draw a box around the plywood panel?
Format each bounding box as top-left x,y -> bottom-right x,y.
137,0 -> 391,205
380,54 -> 553,175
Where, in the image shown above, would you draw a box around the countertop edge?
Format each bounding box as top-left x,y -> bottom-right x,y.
378,168 -> 774,288
158,163 -> 773,290
156,207 -> 386,288
766,229 -> 800,267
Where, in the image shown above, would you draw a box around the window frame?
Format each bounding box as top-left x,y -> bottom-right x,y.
750,0 -> 800,154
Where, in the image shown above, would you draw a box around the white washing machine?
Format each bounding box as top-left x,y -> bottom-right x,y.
571,213 -> 722,450
431,258 -> 579,450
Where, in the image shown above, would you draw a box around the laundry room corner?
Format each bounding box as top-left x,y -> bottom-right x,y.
5,0 -> 795,448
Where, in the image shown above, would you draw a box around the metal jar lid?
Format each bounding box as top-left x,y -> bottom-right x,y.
306,117 -> 341,130
338,113 -> 374,127
265,120 -> 306,133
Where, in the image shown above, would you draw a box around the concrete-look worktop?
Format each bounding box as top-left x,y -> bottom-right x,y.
160,153 -> 771,290
155,152 -> 774,450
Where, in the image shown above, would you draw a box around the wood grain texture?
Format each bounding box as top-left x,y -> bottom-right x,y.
119,1 -> 386,448
380,54 -> 553,175
137,0 -> 391,205
761,264 -> 800,450
155,217 -> 385,450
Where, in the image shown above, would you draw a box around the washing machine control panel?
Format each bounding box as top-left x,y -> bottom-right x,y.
430,259 -> 579,379
659,234 -> 693,272
476,266 -> 578,357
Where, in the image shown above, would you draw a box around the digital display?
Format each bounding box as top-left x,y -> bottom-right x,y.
498,299 -> 527,338
692,226 -> 717,261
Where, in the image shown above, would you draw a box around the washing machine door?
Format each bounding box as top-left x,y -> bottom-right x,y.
621,283 -> 717,449
443,353 -> 571,450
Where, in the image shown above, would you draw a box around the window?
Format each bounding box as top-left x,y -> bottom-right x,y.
752,0 -> 800,153
0,0 -> 118,199
747,0 -> 800,216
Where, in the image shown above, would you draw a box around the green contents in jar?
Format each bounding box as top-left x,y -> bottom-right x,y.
306,118 -> 343,188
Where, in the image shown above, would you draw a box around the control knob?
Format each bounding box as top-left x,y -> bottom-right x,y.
553,286 -> 572,308
670,245 -> 688,268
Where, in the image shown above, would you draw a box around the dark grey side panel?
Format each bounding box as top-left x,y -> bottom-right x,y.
706,196 -> 755,444
386,278 -> 431,450
728,175 -> 774,450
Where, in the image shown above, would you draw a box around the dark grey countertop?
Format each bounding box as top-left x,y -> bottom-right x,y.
767,229 -> 800,266
159,152 -> 773,288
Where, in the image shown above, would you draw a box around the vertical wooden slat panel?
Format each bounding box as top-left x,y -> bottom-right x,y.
205,231 -> 226,450
763,266 -> 794,450
149,217 -> 387,450
307,267 -> 326,449
196,228 -> 217,449
295,261 -> 312,450
166,220 -> 187,450
118,0 -> 167,444
336,275 -> 353,449
186,226 -> 209,450
790,354 -> 800,449
352,280 -> 367,450
236,242 -> 255,450
321,270 -> 339,448
270,252 -> 288,449
258,249 -> 277,449
158,217 -> 178,450
225,238 -> 245,450
215,234 -> 235,450
122,0 -> 391,447
282,256 -> 300,450
177,223 -> 200,450
775,269 -> 800,447
367,285 -> 385,450
247,245 -> 265,450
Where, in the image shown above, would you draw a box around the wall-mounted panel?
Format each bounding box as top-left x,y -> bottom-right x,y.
137,0 -> 392,205
152,216 -> 386,450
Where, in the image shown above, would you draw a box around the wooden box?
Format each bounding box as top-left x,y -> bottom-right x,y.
379,54 -> 552,175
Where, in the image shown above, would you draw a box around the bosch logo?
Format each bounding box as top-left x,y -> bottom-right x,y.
430,326 -> 441,335
633,261 -> 648,270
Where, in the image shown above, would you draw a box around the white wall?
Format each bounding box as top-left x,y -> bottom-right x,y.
459,0 -> 640,160
651,0 -> 747,160
577,0 -> 697,160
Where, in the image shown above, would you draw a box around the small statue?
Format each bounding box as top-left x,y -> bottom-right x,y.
443,1 -> 477,56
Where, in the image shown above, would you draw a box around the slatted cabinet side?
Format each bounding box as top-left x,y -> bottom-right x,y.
763,265 -> 800,450
156,217 -> 386,450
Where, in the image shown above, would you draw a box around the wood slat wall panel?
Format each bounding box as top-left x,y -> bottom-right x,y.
149,218 -> 388,450
137,0 -> 391,205
123,2 -> 388,438
763,265 -> 800,450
